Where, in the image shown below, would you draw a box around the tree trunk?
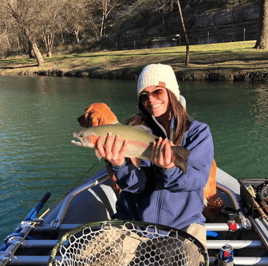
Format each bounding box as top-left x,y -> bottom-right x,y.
5,34 -> 11,48
6,2 -> 44,65
28,41 -> 35,58
255,0 -> 268,49
43,33 -> 54,57
31,42 -> 44,66
100,12 -> 105,37
23,28 -> 44,65
74,29 -> 80,43
177,0 -> 190,66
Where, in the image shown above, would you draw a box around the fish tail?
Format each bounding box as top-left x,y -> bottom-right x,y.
171,146 -> 190,174
172,146 -> 190,160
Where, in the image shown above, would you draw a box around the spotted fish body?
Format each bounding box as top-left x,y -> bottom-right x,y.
71,124 -> 190,173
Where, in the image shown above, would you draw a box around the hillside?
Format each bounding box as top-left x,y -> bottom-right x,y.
1,1 -> 267,82
102,0 -> 260,50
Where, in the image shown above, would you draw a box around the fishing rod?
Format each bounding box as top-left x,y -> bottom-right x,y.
0,192 -> 51,251
63,159 -> 102,196
0,160 -> 101,266
0,192 -> 51,266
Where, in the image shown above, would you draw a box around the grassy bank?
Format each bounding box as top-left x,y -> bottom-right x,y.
1,41 -> 268,82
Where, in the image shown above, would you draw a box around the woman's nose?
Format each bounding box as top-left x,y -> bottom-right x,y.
148,94 -> 156,102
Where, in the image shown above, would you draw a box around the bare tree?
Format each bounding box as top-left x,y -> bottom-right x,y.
0,22 -> 12,52
43,32 -> 54,57
255,0 -> 268,49
2,0 -> 77,60
177,0 -> 189,66
60,0 -> 99,44
4,0 -> 44,65
40,0 -> 64,57
155,0 -> 190,66
94,0 -> 118,38
63,0 -> 85,43
118,0 -> 190,65
0,3 -> 27,56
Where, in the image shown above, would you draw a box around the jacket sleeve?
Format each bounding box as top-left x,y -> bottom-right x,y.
110,120 -> 214,194
157,121 -> 214,192
110,158 -> 152,193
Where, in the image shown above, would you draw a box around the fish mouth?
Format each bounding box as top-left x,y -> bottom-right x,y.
71,131 -> 85,147
71,139 -> 84,147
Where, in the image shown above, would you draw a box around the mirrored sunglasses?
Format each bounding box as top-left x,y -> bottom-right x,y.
139,88 -> 166,104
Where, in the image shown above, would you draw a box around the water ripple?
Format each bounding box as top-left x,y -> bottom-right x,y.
1,77 -> 268,241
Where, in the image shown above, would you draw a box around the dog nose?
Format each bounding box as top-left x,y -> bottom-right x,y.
77,115 -> 84,122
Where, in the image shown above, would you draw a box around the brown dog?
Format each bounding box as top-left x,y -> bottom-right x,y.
78,102 -> 119,128
78,103 -> 122,198
78,103 -> 223,218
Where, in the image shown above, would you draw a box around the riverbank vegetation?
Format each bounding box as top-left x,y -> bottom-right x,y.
1,40 -> 268,82
1,0 -> 268,82
0,0 -> 263,64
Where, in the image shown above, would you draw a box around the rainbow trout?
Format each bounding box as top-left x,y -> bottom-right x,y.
71,124 -> 190,173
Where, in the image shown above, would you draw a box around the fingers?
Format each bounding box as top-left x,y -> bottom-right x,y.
151,137 -> 161,164
104,132 -> 114,160
119,138 -> 128,158
95,133 -> 127,167
163,140 -> 172,165
96,135 -> 105,157
151,137 -> 175,169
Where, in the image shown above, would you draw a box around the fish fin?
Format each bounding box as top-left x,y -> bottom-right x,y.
134,125 -> 151,133
174,160 -> 188,174
130,157 -> 141,170
172,146 -> 190,160
171,146 -> 190,174
95,149 -> 102,161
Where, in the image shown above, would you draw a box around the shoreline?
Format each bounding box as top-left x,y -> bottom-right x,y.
2,67 -> 268,83
1,41 -> 268,83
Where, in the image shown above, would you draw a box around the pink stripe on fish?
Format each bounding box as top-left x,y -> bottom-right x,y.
128,140 -> 149,148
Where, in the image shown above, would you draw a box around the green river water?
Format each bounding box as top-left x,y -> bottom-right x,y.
1,75 -> 268,241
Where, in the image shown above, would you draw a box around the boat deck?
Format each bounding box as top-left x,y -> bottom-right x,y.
1,168 -> 268,266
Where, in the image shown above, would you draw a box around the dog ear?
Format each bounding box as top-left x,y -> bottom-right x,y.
90,114 -> 101,127
84,105 -> 91,112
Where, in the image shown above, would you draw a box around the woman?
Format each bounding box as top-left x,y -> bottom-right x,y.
95,63 -> 214,247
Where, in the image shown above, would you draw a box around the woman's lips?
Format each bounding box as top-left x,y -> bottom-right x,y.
149,103 -> 162,109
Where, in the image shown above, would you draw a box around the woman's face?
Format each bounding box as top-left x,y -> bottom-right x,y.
140,86 -> 170,117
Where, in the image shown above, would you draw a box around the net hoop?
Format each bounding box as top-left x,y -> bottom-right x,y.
48,220 -> 209,266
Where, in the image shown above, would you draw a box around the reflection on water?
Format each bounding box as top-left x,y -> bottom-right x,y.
0,76 -> 268,241
247,85 -> 268,174
181,81 -> 268,179
0,76 -> 138,240
251,86 -> 268,137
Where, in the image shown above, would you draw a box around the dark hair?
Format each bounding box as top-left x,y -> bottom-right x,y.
126,89 -> 192,145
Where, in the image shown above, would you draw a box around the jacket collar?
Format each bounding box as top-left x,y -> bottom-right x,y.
151,115 -> 175,140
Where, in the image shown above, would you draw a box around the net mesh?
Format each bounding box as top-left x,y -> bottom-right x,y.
52,221 -> 205,266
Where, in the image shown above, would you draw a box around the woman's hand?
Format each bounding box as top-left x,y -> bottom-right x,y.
95,132 -> 128,167
151,137 -> 175,169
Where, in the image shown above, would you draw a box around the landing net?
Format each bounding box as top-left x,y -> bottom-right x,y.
49,220 -> 208,266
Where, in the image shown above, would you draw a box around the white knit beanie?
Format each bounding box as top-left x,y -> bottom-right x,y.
137,64 -> 186,109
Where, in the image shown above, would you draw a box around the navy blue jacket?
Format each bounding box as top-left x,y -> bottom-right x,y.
110,118 -> 214,230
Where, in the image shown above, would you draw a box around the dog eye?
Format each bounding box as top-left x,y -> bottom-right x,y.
79,134 -> 84,138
